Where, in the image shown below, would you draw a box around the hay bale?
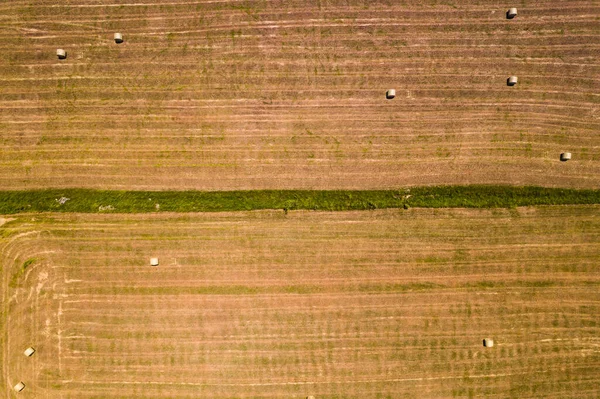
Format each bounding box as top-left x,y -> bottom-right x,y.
56,49 -> 67,59
150,257 -> 159,266
560,152 -> 571,162
14,382 -> 25,392
114,33 -> 123,44
386,89 -> 396,99
507,8 -> 518,19
24,347 -> 35,357
483,338 -> 494,347
507,76 -> 518,86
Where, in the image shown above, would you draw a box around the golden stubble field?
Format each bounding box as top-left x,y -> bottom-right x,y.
1,207 -> 599,398
0,0 -> 599,190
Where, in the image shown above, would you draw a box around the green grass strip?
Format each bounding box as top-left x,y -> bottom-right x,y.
62,280 -> 600,296
0,186 -> 599,214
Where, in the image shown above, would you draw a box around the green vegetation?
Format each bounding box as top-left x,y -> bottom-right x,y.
9,258 -> 36,288
0,186 -> 599,214
65,280 -> 600,296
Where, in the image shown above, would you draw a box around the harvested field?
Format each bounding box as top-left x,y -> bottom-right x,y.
2,207 -> 600,398
0,0 -> 599,190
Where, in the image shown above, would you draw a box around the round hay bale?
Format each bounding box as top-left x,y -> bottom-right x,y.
507,76 -> 518,86
24,347 -> 35,357
560,152 -> 571,162
507,8 -> 518,19
14,382 -> 25,392
386,89 -> 396,99
56,49 -> 67,59
150,258 -> 159,266
114,33 -> 123,44
483,338 -> 494,347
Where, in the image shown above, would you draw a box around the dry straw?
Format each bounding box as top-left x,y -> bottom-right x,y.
560,152 -> 572,162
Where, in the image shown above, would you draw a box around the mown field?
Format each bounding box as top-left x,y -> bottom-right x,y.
1,0 -> 599,398
0,0 -> 599,190
2,207 -> 600,398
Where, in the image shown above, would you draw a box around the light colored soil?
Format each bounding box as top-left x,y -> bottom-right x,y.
2,207 -> 600,398
0,0 -> 598,190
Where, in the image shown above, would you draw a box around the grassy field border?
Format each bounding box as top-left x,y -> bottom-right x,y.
0,186 -> 599,214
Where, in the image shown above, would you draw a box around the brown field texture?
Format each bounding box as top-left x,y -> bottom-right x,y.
0,0 -> 599,190
1,207 -> 600,398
